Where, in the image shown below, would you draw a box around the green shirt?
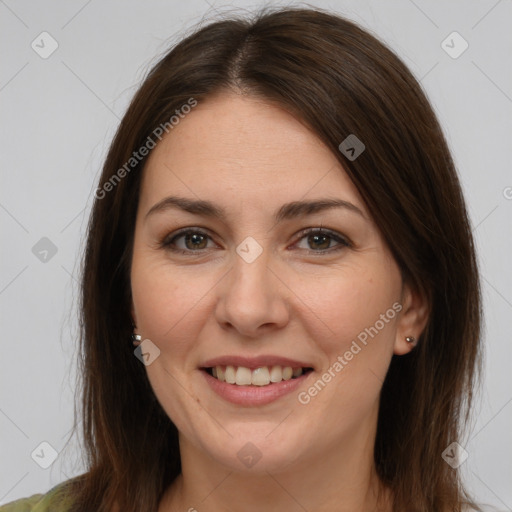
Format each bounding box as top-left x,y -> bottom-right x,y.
0,482 -> 71,512
1,483 -> 495,511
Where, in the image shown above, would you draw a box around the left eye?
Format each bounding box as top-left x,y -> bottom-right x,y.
294,228 -> 350,252
161,228 -> 350,255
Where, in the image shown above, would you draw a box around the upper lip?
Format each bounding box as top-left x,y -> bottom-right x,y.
200,355 -> 314,370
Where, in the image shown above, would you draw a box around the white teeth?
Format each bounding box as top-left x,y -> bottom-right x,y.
225,365 -> 236,384
251,367 -> 270,386
211,365 -> 307,386
269,365 -> 282,382
235,366 -> 252,385
282,367 -> 293,380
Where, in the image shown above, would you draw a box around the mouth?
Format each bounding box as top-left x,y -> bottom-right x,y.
200,365 -> 314,386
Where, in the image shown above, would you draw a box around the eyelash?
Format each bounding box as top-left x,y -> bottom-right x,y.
159,226 -> 351,256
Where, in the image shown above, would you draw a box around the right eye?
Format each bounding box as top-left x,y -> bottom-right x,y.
160,228 -> 217,254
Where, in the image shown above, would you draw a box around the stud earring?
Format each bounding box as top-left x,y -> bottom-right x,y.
132,333 -> 142,347
405,336 -> 417,346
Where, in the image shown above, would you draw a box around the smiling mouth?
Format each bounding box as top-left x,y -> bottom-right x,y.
201,365 -> 314,386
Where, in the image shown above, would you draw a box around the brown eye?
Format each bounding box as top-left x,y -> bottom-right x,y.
161,229 -> 214,254
182,232 -> 209,250
294,228 -> 350,253
307,232 -> 331,250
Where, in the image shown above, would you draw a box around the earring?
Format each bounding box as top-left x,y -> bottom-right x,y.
132,333 -> 142,347
405,336 -> 417,346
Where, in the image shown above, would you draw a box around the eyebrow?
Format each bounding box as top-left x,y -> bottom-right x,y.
145,195 -> 366,223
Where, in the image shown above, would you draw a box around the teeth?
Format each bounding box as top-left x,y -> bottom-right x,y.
210,365 -> 305,386
235,366 -> 252,386
269,365 -> 282,382
282,367 -> 293,380
251,367 -> 270,386
292,367 -> 302,377
225,365 -> 236,384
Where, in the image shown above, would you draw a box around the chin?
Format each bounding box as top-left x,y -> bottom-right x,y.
194,423 -> 310,474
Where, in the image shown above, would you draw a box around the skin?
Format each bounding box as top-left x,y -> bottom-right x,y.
130,91 -> 429,512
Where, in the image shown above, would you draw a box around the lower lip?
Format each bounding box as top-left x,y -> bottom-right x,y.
201,369 -> 312,406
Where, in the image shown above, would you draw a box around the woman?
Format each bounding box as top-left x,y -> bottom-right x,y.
1,6 -> 485,512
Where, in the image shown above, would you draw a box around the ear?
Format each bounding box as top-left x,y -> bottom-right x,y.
393,281 -> 429,356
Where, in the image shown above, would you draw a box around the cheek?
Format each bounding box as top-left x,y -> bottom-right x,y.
130,251 -> 218,359
293,263 -> 401,407
298,266 -> 400,344
293,272 -> 399,424
130,255 -> 210,420
131,258 -> 179,335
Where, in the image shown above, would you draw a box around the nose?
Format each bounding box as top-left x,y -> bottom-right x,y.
214,243 -> 290,338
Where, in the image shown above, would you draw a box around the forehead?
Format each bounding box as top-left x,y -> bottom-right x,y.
139,92 -> 366,218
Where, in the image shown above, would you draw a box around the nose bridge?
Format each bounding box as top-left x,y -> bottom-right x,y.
215,236 -> 289,335
230,237 -> 274,304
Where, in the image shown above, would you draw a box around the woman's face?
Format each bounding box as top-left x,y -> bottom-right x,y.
130,91 -> 423,473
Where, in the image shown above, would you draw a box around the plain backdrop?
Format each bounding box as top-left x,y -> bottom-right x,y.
1,0 -> 511,509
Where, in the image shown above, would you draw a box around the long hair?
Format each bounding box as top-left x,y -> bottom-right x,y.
59,6 -> 483,511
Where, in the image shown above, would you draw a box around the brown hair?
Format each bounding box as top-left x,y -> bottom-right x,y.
60,6 -> 483,511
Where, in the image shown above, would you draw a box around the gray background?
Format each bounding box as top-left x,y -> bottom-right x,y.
1,0 -> 511,509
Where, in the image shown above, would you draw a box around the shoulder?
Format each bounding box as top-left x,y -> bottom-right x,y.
0,481 -> 74,512
0,493 -> 45,512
